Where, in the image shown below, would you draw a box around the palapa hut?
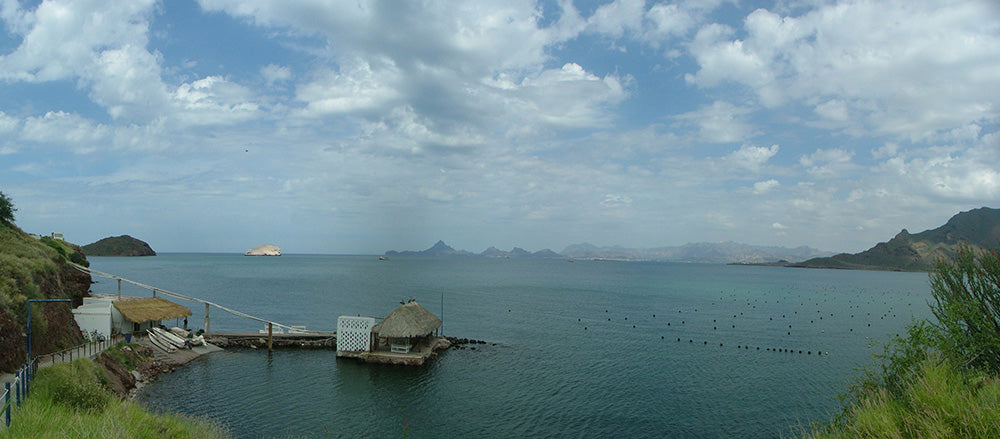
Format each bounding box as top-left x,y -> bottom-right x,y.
372,300 -> 441,354
113,296 -> 192,334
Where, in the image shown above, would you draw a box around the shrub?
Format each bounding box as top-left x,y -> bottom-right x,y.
929,243 -> 1000,373
0,191 -> 15,225
34,359 -> 112,413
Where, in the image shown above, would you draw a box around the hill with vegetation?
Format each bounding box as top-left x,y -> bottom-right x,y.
793,207 -> 1000,271
81,235 -> 156,257
0,224 -> 90,371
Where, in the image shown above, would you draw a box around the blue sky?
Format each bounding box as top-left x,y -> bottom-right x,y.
1,0 -> 998,254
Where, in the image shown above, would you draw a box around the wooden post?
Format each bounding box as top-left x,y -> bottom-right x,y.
117,278 -> 121,298
204,303 -> 210,333
267,322 -> 273,351
152,289 -> 157,298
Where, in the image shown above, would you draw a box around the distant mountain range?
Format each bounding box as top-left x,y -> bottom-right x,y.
384,240 -> 831,263
561,242 -> 832,263
790,207 -> 1000,271
385,240 -> 562,258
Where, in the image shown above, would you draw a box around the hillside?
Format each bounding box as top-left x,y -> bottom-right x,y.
793,207 -> 1000,271
0,224 -> 90,371
82,235 -> 156,256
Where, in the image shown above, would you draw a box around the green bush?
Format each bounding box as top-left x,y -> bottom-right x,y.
0,191 -> 15,225
33,359 -> 112,413
929,243 -> 1000,373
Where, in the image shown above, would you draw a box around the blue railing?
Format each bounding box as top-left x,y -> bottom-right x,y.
2,357 -> 36,428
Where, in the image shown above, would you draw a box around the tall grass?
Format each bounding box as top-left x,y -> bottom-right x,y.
0,359 -> 230,439
807,356 -> 1000,438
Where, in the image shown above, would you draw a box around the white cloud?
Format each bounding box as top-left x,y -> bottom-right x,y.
261,64 -> 291,84
676,101 -> 756,143
296,58 -> 401,117
686,0 -> 1000,138
727,144 -> 779,172
771,221 -> 787,230
800,148 -> 855,179
753,179 -> 779,194
172,76 -> 261,126
0,0 -> 167,122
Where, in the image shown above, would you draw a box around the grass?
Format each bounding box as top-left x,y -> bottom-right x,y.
806,356 -> 1000,438
0,359 -> 230,439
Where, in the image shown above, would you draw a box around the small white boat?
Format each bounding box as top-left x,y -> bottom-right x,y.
146,329 -> 176,353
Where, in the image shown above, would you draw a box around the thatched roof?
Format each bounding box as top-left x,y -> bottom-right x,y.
113,297 -> 191,323
372,301 -> 441,338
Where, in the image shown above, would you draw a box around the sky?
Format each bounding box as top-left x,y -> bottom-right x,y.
0,0 -> 998,255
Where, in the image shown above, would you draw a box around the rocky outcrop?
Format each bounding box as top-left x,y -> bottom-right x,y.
81,235 -> 156,256
245,244 -> 281,256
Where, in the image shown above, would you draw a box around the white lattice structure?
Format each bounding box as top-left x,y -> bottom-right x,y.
337,316 -> 377,356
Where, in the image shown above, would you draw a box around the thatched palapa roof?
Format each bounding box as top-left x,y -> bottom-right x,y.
113,297 -> 191,323
372,301 -> 441,338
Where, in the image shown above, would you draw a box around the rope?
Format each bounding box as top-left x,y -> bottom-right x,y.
70,263 -> 324,334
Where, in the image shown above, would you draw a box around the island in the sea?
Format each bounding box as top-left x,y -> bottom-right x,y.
81,235 -> 156,256
245,244 -> 281,256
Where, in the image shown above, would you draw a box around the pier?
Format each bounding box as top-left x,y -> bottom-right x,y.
70,263 -> 457,366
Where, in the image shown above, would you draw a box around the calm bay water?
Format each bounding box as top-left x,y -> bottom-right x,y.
88,254 -> 931,438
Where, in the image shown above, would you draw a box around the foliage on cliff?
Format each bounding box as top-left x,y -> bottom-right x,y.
82,235 -> 157,257
0,222 -> 90,371
795,207 -> 1000,271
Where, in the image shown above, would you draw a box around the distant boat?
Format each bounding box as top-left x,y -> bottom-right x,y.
379,256 -> 388,261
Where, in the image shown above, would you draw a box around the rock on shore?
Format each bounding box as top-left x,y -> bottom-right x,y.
245,244 -> 281,256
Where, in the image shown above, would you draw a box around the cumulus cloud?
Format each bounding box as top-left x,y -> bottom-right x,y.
686,0 -> 1000,139
727,144 -> 779,172
753,179 -> 780,194
676,101 -> 757,143
800,148 -> 856,179
261,64 -> 291,84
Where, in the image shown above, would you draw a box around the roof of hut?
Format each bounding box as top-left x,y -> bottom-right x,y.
372,300 -> 441,338
113,297 -> 191,323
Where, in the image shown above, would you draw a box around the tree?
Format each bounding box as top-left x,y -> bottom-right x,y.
0,190 -> 16,225
929,242 -> 1000,373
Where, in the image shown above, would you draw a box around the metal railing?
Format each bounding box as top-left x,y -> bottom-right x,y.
40,334 -> 125,367
2,357 -> 36,428
2,334 -> 125,429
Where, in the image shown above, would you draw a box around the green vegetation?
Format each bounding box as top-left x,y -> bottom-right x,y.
0,198 -> 90,370
807,244 -> 1000,438
0,191 -> 15,225
0,359 -> 230,439
82,235 -> 156,257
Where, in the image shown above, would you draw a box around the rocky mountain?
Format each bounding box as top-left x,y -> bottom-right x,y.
561,241 -> 832,263
385,241 -> 563,258
81,235 -> 156,257
793,207 -> 1000,271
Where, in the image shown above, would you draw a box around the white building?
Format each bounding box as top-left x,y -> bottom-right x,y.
72,295 -> 192,339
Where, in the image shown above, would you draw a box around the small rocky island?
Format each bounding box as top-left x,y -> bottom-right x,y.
245,244 -> 281,256
81,235 -> 156,256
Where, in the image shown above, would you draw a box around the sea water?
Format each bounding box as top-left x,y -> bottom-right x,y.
88,254 -> 931,438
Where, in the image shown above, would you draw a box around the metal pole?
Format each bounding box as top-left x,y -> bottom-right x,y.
117,278 -> 122,298
4,382 -> 10,427
267,322 -> 273,351
204,303 -> 210,333
26,299 -> 72,361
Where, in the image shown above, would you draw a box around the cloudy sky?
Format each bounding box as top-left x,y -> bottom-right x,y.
1,0 -> 998,255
